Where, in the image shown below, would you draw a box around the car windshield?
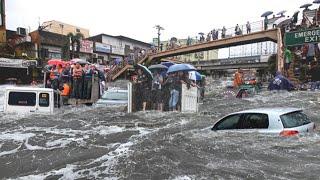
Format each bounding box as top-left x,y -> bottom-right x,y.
280,111 -> 311,128
102,91 -> 127,100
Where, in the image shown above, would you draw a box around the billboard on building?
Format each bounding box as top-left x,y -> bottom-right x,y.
80,40 -> 93,53
95,42 -> 111,53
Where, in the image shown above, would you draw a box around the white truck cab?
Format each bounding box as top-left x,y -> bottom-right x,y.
3,87 -> 62,114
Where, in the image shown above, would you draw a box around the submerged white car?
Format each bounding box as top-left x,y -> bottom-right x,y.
96,89 -> 128,106
211,108 -> 316,136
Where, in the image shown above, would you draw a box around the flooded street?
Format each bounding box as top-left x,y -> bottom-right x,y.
0,81 -> 320,179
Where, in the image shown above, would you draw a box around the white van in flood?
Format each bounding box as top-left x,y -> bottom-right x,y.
3,87 -> 62,114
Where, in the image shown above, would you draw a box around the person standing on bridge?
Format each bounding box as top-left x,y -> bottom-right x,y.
221,26 -> 227,38
235,24 -> 240,35
211,29 -> 216,40
246,21 -> 251,34
206,33 -> 211,42
264,16 -> 269,30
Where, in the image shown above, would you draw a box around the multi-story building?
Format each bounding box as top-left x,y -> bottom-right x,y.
29,30 -> 69,62
88,34 -> 151,63
41,20 -> 90,38
0,0 -> 6,46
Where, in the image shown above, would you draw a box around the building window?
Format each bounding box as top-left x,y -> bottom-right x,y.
76,28 -> 80,33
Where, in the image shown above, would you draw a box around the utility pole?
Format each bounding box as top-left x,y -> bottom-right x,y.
154,25 -> 164,51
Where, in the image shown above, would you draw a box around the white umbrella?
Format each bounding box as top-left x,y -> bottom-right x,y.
189,71 -> 202,81
274,17 -> 291,25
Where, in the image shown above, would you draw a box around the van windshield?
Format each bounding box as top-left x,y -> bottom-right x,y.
280,111 -> 311,128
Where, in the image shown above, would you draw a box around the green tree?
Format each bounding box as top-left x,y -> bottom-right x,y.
67,32 -> 84,59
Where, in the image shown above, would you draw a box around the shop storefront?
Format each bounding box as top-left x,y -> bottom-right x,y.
0,58 -> 38,84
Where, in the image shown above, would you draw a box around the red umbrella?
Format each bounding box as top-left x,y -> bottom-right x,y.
47,59 -> 65,67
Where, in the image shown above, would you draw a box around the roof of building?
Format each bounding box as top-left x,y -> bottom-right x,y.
42,20 -> 89,31
88,34 -> 151,48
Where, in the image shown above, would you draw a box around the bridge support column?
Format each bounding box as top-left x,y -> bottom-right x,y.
277,28 -> 284,72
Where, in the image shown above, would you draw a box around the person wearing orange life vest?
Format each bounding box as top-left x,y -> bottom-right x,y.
49,65 -> 60,90
233,68 -> 243,88
72,62 -> 84,99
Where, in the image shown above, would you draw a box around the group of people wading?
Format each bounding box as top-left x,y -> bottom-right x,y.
133,67 -> 205,112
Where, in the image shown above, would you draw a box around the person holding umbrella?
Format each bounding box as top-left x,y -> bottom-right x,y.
261,11 -> 273,30
151,71 -> 164,111
164,72 -> 180,111
136,68 -> 151,111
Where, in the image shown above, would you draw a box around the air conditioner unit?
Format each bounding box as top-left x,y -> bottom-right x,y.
17,27 -> 27,36
93,53 -> 98,58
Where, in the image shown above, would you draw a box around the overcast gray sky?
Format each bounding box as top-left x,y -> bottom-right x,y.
6,0 -> 313,43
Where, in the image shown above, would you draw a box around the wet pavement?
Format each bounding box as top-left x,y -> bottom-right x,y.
0,80 -> 320,179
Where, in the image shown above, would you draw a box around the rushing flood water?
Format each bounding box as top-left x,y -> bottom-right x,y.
0,80 -> 320,179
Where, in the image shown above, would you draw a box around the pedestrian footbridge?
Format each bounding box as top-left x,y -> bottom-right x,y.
147,29 -> 279,61
111,28 -> 283,80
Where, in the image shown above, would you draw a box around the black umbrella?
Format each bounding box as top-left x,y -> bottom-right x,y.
277,10 -> 287,16
170,37 -> 178,42
135,64 -> 153,79
261,11 -> 273,17
314,0 -> 320,3
300,3 -> 312,9
148,64 -> 168,71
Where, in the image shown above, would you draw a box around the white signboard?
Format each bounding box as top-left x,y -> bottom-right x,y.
0,58 -> 37,68
181,84 -> 199,113
95,42 -> 111,53
127,82 -> 132,113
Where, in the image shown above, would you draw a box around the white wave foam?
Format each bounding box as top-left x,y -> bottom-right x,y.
0,132 -> 35,142
92,126 -> 125,135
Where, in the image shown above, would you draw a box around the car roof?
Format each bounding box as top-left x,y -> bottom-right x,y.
234,107 -> 302,116
106,89 -> 128,93
5,87 -> 55,92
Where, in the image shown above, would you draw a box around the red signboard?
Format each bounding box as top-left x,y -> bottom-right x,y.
80,40 -> 93,53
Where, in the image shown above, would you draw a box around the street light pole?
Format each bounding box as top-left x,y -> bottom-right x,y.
154,25 -> 164,51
